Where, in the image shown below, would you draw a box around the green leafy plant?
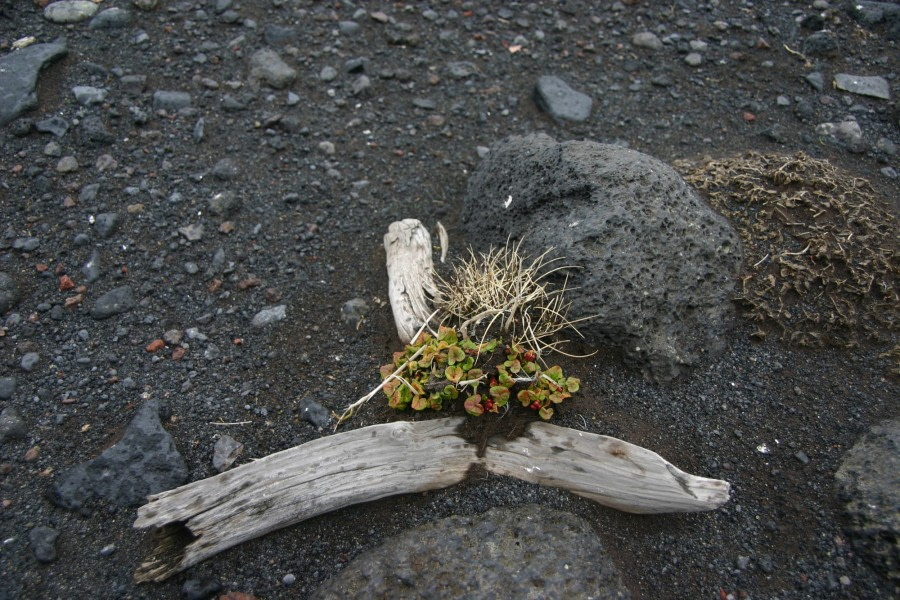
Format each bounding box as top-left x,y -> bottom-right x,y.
379,326 -> 580,421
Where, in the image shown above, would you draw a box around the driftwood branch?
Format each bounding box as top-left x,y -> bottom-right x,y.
134,418 -> 729,582
384,219 -> 438,342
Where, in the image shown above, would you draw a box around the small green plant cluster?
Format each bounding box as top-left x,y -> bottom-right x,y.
380,326 -> 580,420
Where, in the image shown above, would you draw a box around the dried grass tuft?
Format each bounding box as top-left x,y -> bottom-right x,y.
435,238 -> 590,358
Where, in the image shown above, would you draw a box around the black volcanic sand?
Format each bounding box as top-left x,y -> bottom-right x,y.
0,1 -> 897,599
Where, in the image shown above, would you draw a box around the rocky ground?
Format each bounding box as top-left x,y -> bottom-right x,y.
0,0 -> 898,599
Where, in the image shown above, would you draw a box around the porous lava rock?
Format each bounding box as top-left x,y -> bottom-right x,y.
50,400 -> 188,510
835,418 -> 899,581
461,134 -> 742,381
312,504 -> 629,599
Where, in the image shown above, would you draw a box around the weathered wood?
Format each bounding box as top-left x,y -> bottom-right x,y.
134,418 -> 729,582
384,219 -> 438,342
484,422 -> 731,514
133,419 -> 471,583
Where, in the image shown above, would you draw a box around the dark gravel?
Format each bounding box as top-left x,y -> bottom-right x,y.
0,1 -> 897,599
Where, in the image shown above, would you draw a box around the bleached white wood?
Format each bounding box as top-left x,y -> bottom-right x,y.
134,418 -> 729,582
133,419 -> 471,583
484,422 -> 731,514
384,219 -> 439,342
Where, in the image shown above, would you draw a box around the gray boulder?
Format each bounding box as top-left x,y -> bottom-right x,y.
0,41 -> 68,127
312,504 -> 629,599
835,418 -> 899,581
461,134 -> 742,381
51,400 -> 188,510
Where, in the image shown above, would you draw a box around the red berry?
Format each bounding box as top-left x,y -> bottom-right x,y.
530,401 -> 540,410
523,351 -> 536,362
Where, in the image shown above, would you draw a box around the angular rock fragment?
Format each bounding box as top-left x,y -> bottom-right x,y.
51,400 -> 188,510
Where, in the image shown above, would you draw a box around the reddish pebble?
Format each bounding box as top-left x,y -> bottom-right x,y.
219,221 -> 236,234
35,264 -> 49,273
64,294 -> 84,308
208,279 -> 223,293
171,347 -> 186,361
59,275 -> 75,291
743,112 -> 756,122
1,499 -> 11,509
145,339 -> 165,353
24,446 -> 40,462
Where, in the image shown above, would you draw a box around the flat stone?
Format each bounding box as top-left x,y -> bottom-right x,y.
28,527 -> 59,563
88,7 -> 132,29
212,435 -> 243,473
816,120 -> 865,152
71,86 -> 108,105
0,41 -> 68,127
93,212 -> 120,238
312,504 -> 630,599
51,400 -> 188,510
0,271 -> 19,313
90,285 -> 135,319
208,191 -> 241,216
152,90 -> 192,111
461,134 -> 742,382
0,407 -> 27,443
533,76 -> 593,122
249,49 -> 297,90
0,377 -> 15,400
833,73 -> 891,100
251,305 -> 287,327
44,1 -> 98,23
632,31 -> 663,50
299,398 -> 331,429
20,352 -> 40,372
835,418 -> 899,581
81,249 -> 101,283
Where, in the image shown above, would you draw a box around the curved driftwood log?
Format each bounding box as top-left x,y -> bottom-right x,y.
384,219 -> 438,342
134,418 -> 729,582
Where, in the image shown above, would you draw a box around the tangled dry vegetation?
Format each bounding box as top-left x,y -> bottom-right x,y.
677,152 -> 898,362
435,240 -> 588,358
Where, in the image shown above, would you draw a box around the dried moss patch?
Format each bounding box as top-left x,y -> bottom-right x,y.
676,152 -> 898,350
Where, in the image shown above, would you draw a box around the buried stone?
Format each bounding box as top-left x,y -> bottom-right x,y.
461,134 -> 742,382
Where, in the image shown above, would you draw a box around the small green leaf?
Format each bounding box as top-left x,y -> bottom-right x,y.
549,391 -> 569,404
517,388 -> 537,406
442,385 -> 459,400
464,394 -> 484,416
544,365 -> 563,382
505,359 -> 522,373
382,379 -> 400,399
498,370 -> 515,387
445,365 -> 463,383
466,368 -> 484,380
379,363 -> 394,379
490,385 -> 510,403
411,394 -> 428,411
389,385 -> 411,409
447,345 -> 465,365
437,326 -> 458,344
523,361 -> 538,374
566,377 -> 580,393
539,406 -> 554,420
